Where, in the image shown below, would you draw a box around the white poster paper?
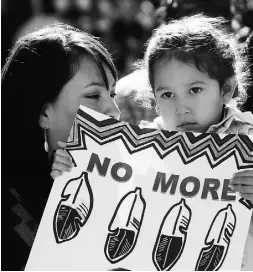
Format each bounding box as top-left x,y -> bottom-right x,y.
26,105 -> 253,270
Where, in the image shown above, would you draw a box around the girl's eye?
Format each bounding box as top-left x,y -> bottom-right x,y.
161,92 -> 174,99
110,92 -> 116,99
190,87 -> 202,94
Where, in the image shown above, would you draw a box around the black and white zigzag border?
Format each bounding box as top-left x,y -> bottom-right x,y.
66,109 -> 253,170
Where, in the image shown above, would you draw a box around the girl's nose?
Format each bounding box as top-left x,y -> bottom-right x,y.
104,96 -> 121,120
175,101 -> 191,116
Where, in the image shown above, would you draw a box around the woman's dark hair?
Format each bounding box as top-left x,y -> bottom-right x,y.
1,23 -> 117,218
142,14 -> 250,108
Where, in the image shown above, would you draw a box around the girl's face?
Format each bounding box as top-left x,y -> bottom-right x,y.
44,55 -> 120,154
153,58 -> 226,133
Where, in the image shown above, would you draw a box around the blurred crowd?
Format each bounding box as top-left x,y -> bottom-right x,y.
2,0 -> 253,125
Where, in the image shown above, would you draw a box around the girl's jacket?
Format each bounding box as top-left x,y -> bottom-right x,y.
140,106 -> 253,135
140,106 -> 253,270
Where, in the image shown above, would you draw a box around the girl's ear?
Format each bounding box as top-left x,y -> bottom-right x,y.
221,77 -> 237,105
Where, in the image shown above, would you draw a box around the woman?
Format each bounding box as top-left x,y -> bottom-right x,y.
1,23 -> 120,270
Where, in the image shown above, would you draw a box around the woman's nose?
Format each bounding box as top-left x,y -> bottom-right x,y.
104,97 -> 121,120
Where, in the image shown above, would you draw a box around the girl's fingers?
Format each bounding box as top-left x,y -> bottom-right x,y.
230,176 -> 253,186
233,169 -> 253,178
231,184 -> 253,194
50,169 -> 63,180
213,127 -> 227,134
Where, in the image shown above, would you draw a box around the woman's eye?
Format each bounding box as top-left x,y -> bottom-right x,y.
161,92 -> 173,99
86,93 -> 100,99
190,87 -> 202,94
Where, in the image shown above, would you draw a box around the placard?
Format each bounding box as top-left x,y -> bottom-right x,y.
26,105 -> 253,270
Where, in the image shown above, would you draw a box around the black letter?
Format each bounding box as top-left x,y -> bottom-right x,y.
111,162 -> 132,182
87,153 -> 110,176
201,178 -> 220,200
152,172 -> 179,194
221,179 -> 236,201
180,176 -> 200,198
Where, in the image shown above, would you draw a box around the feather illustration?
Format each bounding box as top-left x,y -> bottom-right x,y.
105,187 -> 146,263
152,198 -> 192,271
53,171 -> 93,243
195,204 -> 236,271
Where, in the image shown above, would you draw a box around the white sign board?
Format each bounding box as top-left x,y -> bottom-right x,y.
26,106 -> 253,270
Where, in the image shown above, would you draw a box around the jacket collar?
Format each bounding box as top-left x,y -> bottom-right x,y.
207,107 -> 253,133
154,107 -> 253,133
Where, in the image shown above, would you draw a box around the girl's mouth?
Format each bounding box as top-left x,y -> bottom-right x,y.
177,122 -> 198,131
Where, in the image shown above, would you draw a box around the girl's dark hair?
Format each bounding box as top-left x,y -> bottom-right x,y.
1,23 -> 117,218
141,14 -> 250,108
241,31 -> 253,113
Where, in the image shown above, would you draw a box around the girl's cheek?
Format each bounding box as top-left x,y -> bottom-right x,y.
157,98 -> 167,107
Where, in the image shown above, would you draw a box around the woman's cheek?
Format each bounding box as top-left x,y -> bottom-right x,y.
83,98 -> 98,108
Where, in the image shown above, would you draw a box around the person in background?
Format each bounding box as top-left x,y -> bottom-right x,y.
115,68 -> 157,126
1,0 -> 33,66
1,23 -> 120,270
136,14 -> 253,270
110,0 -> 152,75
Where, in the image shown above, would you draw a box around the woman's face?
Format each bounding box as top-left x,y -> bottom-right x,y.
44,55 -> 120,154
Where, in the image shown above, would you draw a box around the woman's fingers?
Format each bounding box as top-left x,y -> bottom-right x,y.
50,144 -> 75,180
51,169 -> 63,180
50,157 -> 73,180
52,161 -> 72,173
54,148 -> 72,160
57,140 -> 67,149
54,152 -> 74,168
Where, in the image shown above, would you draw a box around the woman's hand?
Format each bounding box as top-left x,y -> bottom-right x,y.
230,169 -> 253,202
50,141 -> 74,179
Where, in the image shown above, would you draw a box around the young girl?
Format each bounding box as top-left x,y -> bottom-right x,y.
139,14 -> 253,270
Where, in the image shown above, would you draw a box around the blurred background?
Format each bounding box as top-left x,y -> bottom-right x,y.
2,0 -> 253,125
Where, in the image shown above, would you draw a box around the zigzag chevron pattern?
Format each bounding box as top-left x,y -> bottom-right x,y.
66,109 -> 253,170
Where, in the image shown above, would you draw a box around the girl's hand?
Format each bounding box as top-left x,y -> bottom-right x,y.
50,141 -> 74,179
230,169 -> 253,202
